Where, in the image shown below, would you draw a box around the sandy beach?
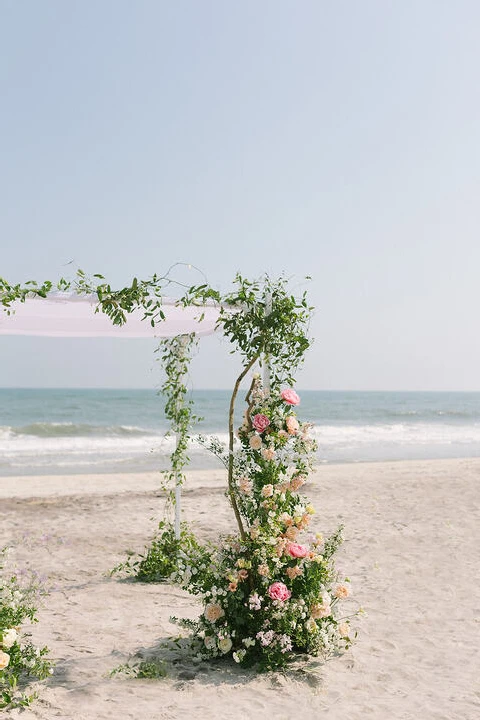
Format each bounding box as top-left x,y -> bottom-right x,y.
1,458 -> 479,720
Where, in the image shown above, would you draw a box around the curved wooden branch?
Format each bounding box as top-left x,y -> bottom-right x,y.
228,354 -> 260,540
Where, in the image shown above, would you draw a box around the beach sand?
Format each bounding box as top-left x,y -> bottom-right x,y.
1,458 -> 479,719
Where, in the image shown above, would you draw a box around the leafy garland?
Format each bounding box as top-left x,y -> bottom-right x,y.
1,268 -> 200,515
156,333 -> 199,502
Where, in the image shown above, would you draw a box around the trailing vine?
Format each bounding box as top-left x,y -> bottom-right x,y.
156,333 -> 199,506
1,266 -> 203,526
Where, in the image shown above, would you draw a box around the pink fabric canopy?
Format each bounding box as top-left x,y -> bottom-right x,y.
0,293 -> 220,338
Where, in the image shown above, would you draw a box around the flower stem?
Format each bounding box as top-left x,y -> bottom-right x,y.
228,355 -> 260,540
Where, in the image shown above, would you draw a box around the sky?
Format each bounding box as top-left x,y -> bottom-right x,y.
1,0 -> 479,391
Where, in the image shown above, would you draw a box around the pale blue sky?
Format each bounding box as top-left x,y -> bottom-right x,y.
1,1 -> 479,390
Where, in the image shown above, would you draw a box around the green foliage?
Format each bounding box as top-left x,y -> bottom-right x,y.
181,273 -> 313,389
0,277 -> 53,313
111,522 -> 203,583
111,658 -> 167,679
0,548 -> 53,710
156,333 -> 200,502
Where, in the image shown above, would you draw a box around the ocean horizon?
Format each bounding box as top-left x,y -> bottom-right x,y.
1,387 -> 480,476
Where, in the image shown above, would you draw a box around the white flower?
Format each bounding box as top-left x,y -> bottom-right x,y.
218,637 -> 232,654
204,635 -> 216,650
233,648 -> 246,663
1,628 -> 18,649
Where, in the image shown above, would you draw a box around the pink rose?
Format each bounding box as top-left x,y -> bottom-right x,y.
281,389 -> 300,405
268,582 -> 291,602
287,542 -> 308,558
252,414 -> 270,433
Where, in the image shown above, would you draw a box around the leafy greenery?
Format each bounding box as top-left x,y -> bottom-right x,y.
180,273 -> 313,390
0,547 -> 53,710
156,333 -> 200,504
111,521 -> 204,583
111,658 -> 167,679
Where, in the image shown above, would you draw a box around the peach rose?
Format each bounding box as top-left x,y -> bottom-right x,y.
289,475 -> 306,491
249,434 -> 262,450
257,564 -> 270,577
238,476 -> 253,494
310,602 -> 331,619
286,416 -> 300,435
297,513 -> 311,530
0,651 -> 10,670
285,526 -> 299,541
280,512 -> 293,526
334,584 -> 351,599
204,602 -> 225,622
262,447 -> 276,461
261,484 -> 274,498
286,565 -> 303,579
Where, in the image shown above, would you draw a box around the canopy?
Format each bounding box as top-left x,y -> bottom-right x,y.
0,293 -> 220,338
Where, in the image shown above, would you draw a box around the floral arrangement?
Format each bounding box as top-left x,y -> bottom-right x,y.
172,380 -> 356,670
0,547 -> 53,709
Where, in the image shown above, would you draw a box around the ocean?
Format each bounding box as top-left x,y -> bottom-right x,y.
1,388 -> 480,476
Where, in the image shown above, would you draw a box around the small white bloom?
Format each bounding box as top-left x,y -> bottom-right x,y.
232,648 -> 246,663
1,628 -> 18,649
